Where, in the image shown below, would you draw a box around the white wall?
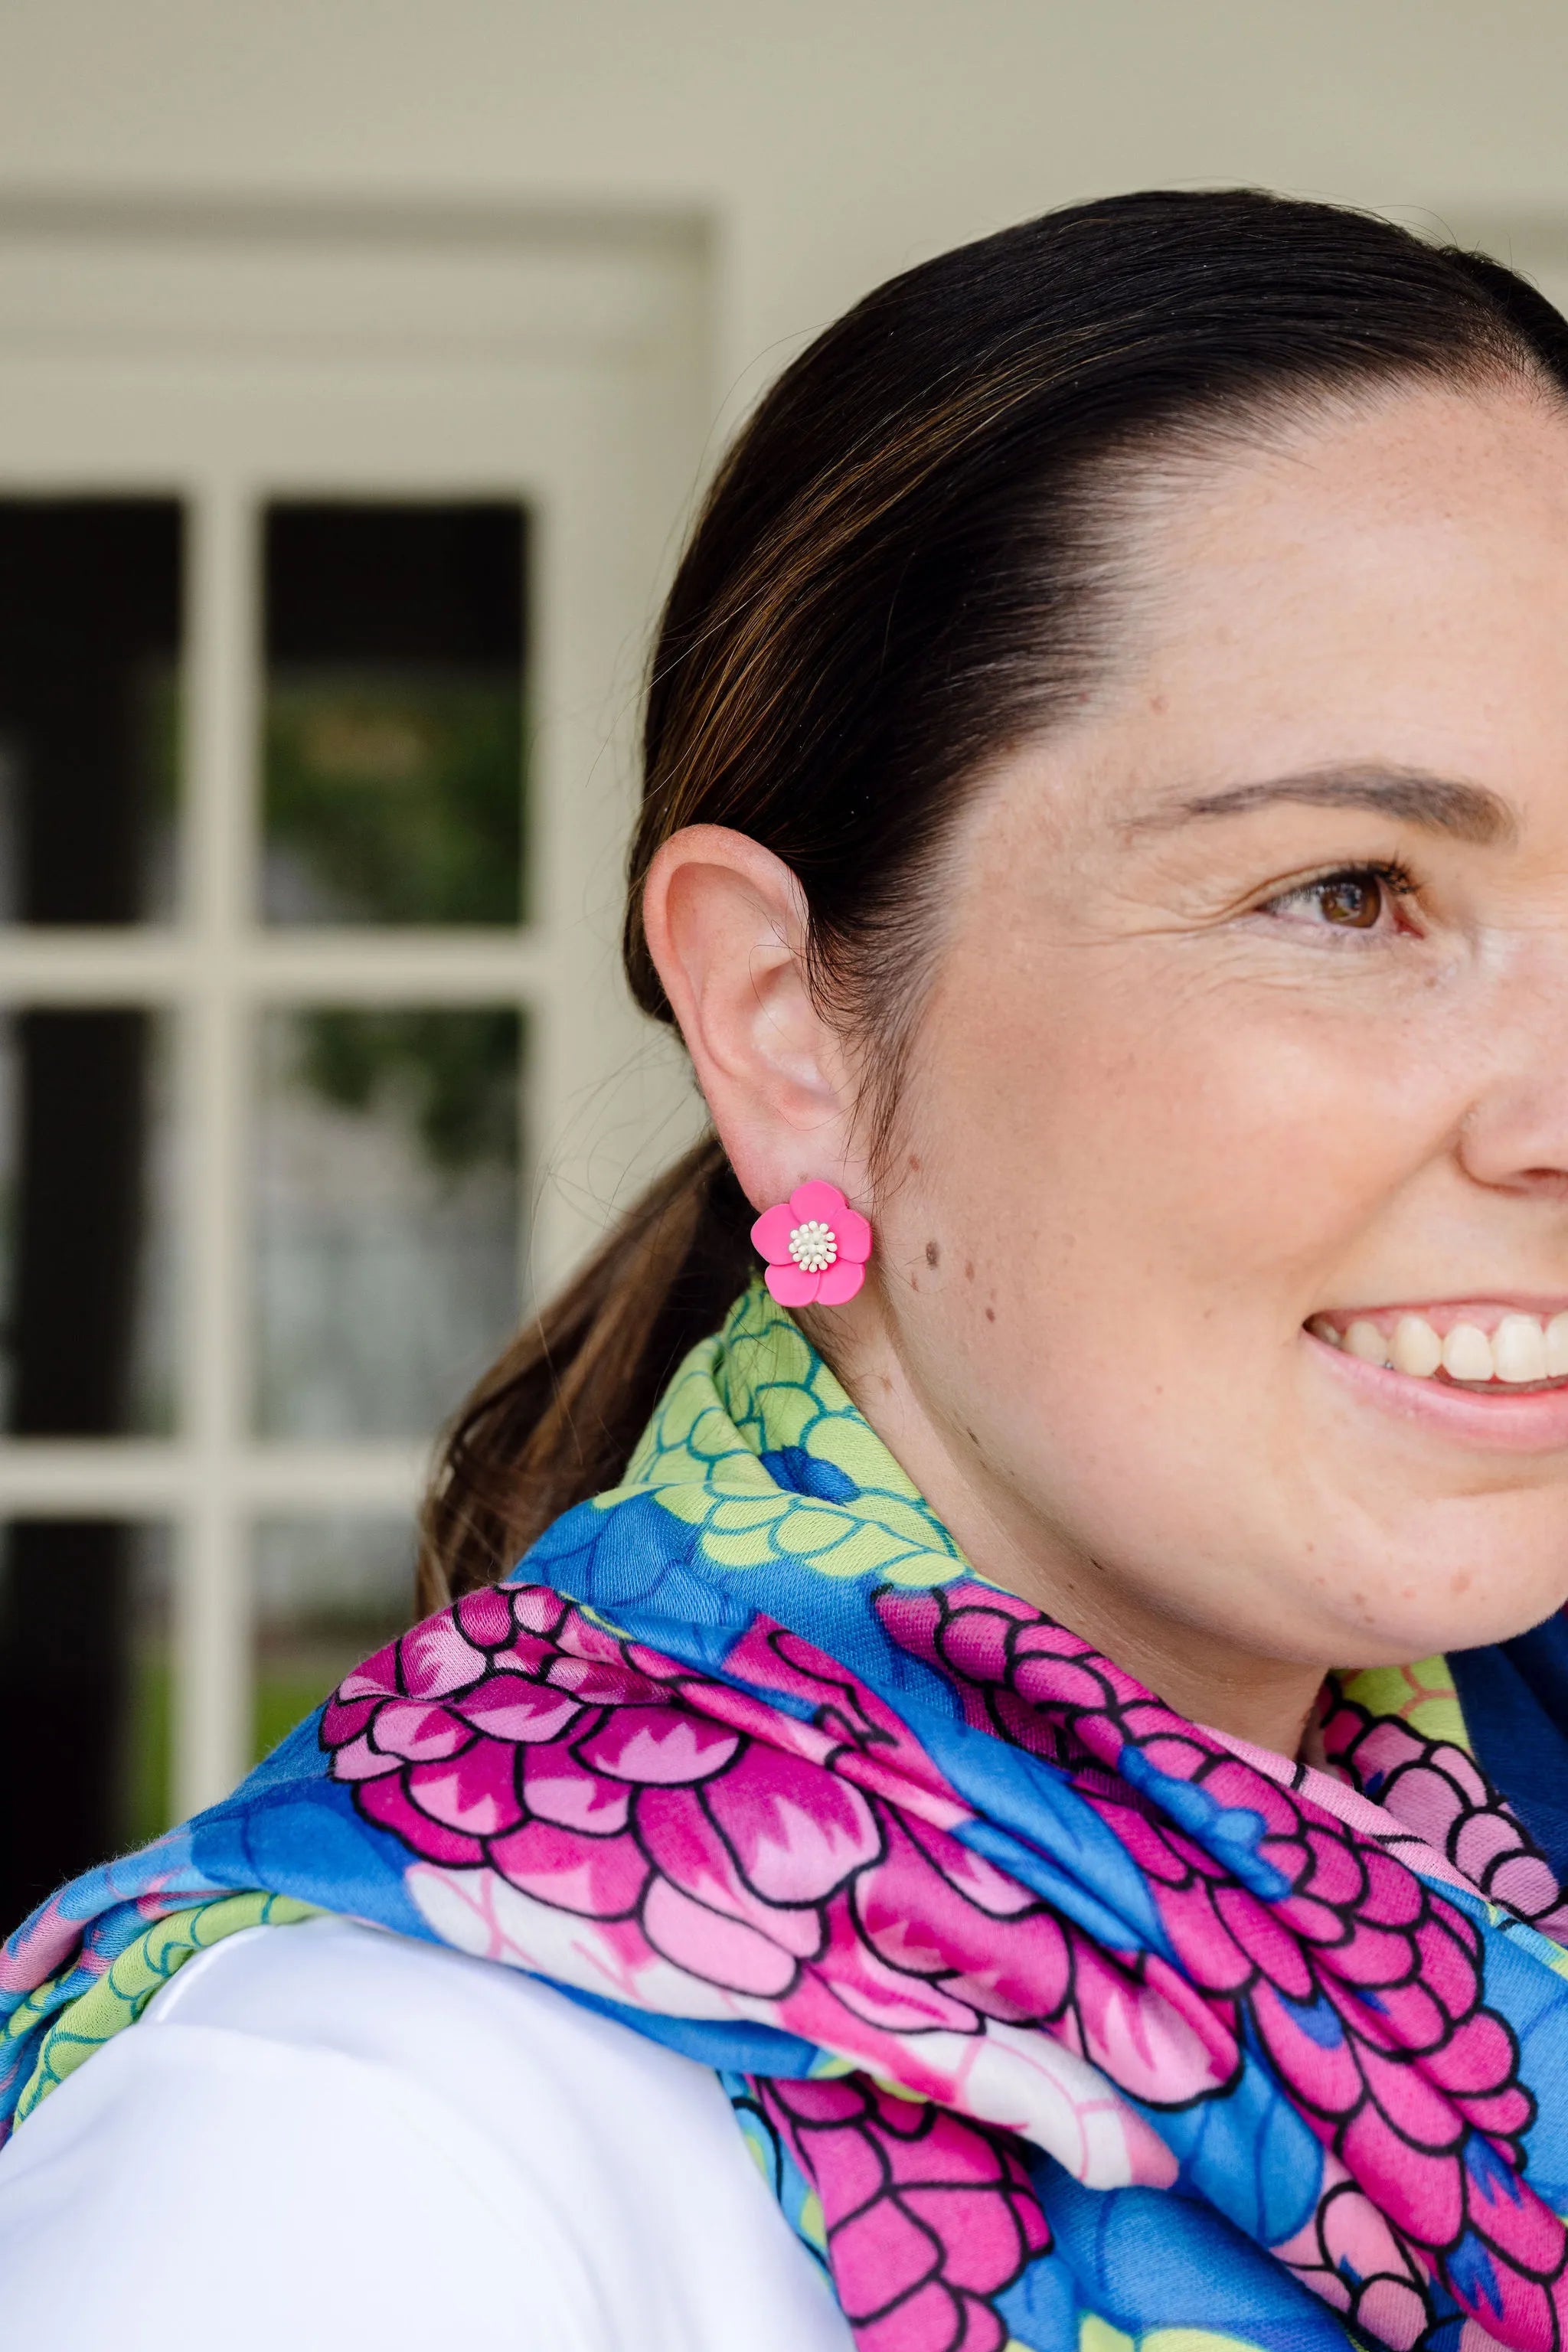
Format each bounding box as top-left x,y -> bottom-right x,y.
1,0 -> 1565,424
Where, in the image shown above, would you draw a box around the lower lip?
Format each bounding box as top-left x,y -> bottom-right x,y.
1305,1327 -> 1568,1452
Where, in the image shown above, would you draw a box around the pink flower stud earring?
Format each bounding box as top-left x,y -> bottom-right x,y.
750,1180 -> 872,1307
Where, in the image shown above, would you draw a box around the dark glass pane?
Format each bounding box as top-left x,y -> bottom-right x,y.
253,1514 -> 413,1762
0,1009 -> 174,1436
261,502 -> 526,926
0,1521 -> 172,1934
0,499 -> 181,923
254,1005 -> 524,1436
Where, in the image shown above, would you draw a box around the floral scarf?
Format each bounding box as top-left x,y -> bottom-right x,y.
8,1282 -> 1568,2352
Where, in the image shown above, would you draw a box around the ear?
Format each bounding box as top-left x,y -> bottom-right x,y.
641,825 -> 864,1214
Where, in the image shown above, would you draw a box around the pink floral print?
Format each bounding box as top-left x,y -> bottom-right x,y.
15,1284 -> 1568,2352
322,1569 -> 1565,2352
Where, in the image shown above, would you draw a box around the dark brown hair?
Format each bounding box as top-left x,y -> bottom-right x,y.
417,187 -> 1568,1610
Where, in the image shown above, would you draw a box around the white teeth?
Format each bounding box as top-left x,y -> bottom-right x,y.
1323,1307 -> 1568,1386
1494,1313 -> 1548,1384
1390,1314 -> 1443,1377
1344,1319 -> 1389,1366
1442,1322 -> 1495,1382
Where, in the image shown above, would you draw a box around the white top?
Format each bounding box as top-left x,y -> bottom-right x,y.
0,1913 -> 852,2352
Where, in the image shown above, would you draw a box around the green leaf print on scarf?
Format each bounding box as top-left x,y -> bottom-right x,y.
608,1280 -> 970,1586
8,1891 -> 318,2125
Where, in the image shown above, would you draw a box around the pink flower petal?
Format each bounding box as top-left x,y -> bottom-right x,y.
457,1677 -> 583,1744
813,1258 -> 865,1305
321,1691 -> 377,1745
1318,2185 -> 1414,2288
358,1770 -> 485,1865
575,1706 -> 740,1785
510,1586 -> 567,1637
858,1820 -> 1068,2020
1355,2281 -> 1429,2352
407,1740 -> 524,1837
548,1655 -> 660,1704
1074,1939 -> 1233,2104
641,1875 -> 799,1996
521,1744 -> 631,1834
834,1205 -> 873,1263
902,1813 -> 1039,1917
789,1178 -> 849,1224
336,1645 -> 399,1702
1340,2102 -> 1462,2246
828,2195 -> 940,2315
765,1261 -> 820,1307
489,1818 -> 650,1918
370,1700 -> 471,1762
824,1913 -> 982,2034
706,1744 -> 880,1903
750,1203 -> 798,1263
1488,1850 -> 1562,1916
396,1614 -> 488,1700
637,1785 -> 827,1958
328,1731 -> 401,1783
456,1587 -> 518,1648
900,2184 -> 1028,2296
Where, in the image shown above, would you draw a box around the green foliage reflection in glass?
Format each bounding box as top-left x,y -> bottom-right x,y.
264,668 -> 524,1158
264,666 -> 524,927
295,1006 -> 521,1174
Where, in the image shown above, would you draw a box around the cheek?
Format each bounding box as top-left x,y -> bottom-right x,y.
893,952 -> 1458,1382
877,945 -> 1568,1661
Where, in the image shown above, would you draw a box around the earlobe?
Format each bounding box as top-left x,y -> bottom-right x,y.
642,825 -> 862,1212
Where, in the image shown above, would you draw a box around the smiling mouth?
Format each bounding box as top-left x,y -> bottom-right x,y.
1306,1305 -> 1568,1393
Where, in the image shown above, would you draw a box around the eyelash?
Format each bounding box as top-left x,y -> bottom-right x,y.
1260,858 -> 1419,933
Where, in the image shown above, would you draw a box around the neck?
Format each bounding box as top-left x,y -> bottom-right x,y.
818,1315 -> 1325,1763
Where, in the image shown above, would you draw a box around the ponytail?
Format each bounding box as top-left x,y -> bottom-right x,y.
416,1136 -> 754,1609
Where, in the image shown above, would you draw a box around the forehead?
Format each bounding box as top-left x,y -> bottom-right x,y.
1086,380 -> 1568,824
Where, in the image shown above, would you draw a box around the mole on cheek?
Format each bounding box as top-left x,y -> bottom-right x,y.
985,1306 -> 996,1322
925,1240 -> 939,1269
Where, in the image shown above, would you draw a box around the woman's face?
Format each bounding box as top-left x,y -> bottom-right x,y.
646,375 -> 1568,1743
865,378 -> 1568,1726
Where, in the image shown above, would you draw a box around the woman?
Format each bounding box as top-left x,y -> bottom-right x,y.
5,185 -> 1568,2352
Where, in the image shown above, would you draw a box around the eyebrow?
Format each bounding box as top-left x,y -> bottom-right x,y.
1132,763 -> 1517,848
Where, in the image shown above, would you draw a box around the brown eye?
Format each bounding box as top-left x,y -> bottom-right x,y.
1261,862 -> 1413,933
1315,873 -> 1383,928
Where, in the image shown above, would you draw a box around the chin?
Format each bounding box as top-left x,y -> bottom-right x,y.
1318,1568 -> 1568,1670
1269,1473 -> 1568,1667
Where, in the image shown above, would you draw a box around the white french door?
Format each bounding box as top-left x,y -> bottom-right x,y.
0,200 -> 709,1892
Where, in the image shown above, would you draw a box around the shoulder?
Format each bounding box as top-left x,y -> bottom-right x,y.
0,1914 -> 848,2352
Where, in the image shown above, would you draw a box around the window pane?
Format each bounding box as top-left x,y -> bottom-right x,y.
0,1521 -> 172,1932
0,499 -> 181,923
254,1005 -> 524,1436
0,1010 -> 175,1436
261,502 -> 526,926
253,1514 -> 414,1762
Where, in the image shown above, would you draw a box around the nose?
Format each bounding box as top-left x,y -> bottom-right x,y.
1457,936 -> 1568,1200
